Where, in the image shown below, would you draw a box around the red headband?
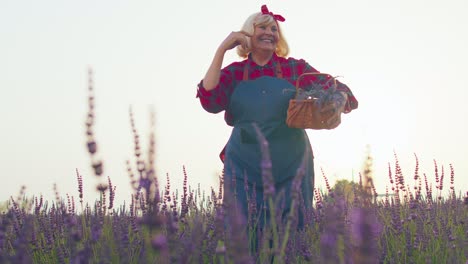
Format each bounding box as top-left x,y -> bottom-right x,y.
261,5 -> 285,22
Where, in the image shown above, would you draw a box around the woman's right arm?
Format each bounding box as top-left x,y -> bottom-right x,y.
202,31 -> 251,91
202,48 -> 227,91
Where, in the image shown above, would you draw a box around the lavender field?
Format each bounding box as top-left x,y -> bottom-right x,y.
1,71 -> 467,264
2,160 -> 467,264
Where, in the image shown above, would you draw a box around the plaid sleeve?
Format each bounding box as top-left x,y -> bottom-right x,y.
300,62 -> 358,113
335,79 -> 358,113
196,64 -> 237,114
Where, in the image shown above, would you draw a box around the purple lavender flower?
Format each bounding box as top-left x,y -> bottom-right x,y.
151,234 -> 168,250
91,225 -> 102,242
87,140 -> 97,154
108,176 -> 116,210
92,160 -> 103,176
349,207 -> 382,263
319,199 -> 346,264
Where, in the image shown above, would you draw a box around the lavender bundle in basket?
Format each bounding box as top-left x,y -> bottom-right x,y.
294,75 -> 338,108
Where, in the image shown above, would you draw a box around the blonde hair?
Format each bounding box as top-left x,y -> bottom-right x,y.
236,12 -> 289,58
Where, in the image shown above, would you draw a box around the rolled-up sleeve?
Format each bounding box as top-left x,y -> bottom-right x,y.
196,66 -> 235,114
336,82 -> 358,113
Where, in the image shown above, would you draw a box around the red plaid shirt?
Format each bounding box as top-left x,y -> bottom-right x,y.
196,53 -> 358,126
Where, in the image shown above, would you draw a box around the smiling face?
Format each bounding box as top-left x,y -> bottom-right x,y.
236,12 -> 289,58
251,22 -> 279,53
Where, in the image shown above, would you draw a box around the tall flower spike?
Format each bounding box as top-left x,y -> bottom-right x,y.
252,123 -> 275,198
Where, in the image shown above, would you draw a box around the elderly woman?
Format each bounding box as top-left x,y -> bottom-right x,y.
196,5 -> 358,228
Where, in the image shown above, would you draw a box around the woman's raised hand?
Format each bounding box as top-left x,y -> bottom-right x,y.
219,31 -> 252,52
203,31 -> 252,91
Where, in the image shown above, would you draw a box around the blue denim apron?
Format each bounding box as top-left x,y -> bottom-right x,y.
223,62 -> 314,228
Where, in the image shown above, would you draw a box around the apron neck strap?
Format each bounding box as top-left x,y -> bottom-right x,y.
243,60 -> 283,81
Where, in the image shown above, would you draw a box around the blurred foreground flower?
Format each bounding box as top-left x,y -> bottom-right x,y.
350,207 -> 382,264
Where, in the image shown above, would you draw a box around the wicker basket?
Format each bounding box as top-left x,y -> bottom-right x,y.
286,72 -> 337,129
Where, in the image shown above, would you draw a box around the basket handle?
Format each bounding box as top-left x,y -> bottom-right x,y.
295,72 -> 337,90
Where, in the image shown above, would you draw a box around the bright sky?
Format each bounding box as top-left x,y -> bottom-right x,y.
1,0 -> 467,206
